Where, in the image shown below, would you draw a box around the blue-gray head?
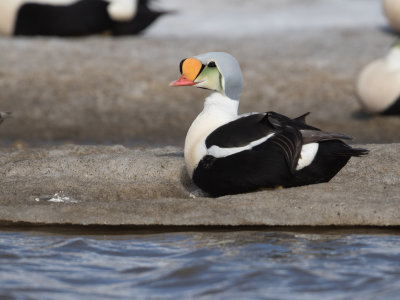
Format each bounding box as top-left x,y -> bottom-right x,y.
170,52 -> 243,101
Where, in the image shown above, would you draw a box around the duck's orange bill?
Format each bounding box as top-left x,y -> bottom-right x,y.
169,75 -> 197,86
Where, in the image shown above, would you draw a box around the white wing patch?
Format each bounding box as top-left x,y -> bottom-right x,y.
207,133 -> 275,158
238,112 -> 265,118
107,0 -> 137,21
296,143 -> 319,170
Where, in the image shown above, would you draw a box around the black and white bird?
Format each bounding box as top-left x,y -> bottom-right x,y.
0,0 -> 164,37
356,41 -> 400,115
170,52 -> 368,197
0,112 -> 12,125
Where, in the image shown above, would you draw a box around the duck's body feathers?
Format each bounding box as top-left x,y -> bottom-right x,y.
172,52 -> 368,197
194,111 -> 367,197
381,94 -> 400,115
205,111 -> 356,173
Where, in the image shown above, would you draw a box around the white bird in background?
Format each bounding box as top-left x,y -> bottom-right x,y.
357,40 -> 400,115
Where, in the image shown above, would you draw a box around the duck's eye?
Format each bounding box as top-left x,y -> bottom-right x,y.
207,61 -> 216,68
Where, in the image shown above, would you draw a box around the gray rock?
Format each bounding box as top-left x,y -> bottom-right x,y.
0,28 -> 399,145
0,0 -> 398,226
0,144 -> 398,226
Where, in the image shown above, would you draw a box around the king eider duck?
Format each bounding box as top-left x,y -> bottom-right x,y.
356,40 -> 400,115
0,0 -> 164,37
170,52 -> 368,197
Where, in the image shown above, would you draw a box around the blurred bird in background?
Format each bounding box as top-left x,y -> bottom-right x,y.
0,112 -> 12,125
0,0 -> 165,37
355,0 -> 400,115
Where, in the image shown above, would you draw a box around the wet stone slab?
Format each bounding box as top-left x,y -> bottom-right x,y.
0,144 -> 399,226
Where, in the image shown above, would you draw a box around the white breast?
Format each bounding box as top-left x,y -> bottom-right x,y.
0,0 -> 31,35
184,93 -> 239,177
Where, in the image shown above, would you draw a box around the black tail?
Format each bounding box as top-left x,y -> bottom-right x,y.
348,147 -> 369,157
291,140 -> 367,186
111,0 -> 167,35
332,142 -> 369,157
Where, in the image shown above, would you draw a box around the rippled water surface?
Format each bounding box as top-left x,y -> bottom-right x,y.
0,227 -> 399,299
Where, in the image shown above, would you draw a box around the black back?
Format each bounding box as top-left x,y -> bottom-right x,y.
111,0 -> 164,36
193,111 -> 368,197
381,95 -> 400,115
193,142 -> 293,197
205,112 -> 318,149
205,114 -> 272,148
14,0 -> 163,36
14,0 -> 111,36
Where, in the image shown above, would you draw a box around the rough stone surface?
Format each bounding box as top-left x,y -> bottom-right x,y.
0,144 -> 398,226
0,0 -> 399,226
0,29 -> 399,145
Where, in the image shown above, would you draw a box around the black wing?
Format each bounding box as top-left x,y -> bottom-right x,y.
205,112 -> 303,173
111,0 -> 166,36
205,111 -> 354,174
205,111 -> 327,148
14,1 -> 111,36
205,113 -> 274,148
265,113 -> 303,173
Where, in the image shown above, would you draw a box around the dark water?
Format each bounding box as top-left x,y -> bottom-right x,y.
0,227 -> 400,299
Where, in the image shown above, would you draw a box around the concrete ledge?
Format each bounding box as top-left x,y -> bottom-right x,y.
0,143 -> 399,226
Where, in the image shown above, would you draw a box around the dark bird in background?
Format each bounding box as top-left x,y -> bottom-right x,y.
0,112 -> 12,125
0,0 -> 165,37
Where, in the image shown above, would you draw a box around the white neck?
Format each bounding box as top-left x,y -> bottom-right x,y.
184,92 -> 239,177
202,92 -> 239,116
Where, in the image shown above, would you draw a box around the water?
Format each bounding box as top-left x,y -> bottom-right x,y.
0,227 -> 399,299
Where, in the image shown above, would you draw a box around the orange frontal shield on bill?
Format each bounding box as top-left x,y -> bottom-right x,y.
170,57 -> 203,86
